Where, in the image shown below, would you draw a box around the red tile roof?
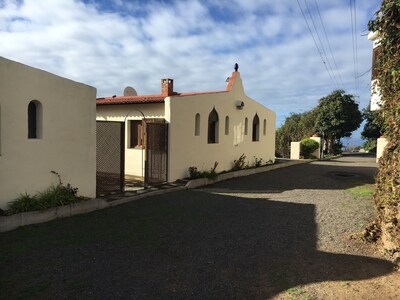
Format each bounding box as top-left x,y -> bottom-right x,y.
96,95 -> 165,105
96,71 -> 237,106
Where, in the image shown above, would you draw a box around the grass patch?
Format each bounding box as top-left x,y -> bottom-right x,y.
346,184 -> 374,198
287,286 -> 314,300
341,281 -> 350,288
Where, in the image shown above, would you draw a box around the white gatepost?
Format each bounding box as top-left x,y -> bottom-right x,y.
310,136 -> 321,159
376,137 -> 388,163
290,142 -> 301,159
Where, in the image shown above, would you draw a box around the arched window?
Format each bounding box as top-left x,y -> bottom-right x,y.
28,100 -> 42,139
225,116 -> 229,135
263,118 -> 267,135
195,113 -> 200,136
252,114 -> 259,141
244,117 -> 248,135
208,108 -> 219,144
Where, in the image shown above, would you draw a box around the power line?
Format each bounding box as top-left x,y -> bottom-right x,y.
313,0 -> 345,87
304,0 -> 340,88
296,0 -> 338,90
356,67 -> 371,79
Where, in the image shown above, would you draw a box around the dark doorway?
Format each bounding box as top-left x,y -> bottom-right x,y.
146,121 -> 168,185
96,121 -> 125,196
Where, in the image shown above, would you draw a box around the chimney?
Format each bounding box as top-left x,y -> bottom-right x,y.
161,78 -> 174,96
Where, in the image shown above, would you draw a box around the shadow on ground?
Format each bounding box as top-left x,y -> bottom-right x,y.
0,190 -> 394,299
209,160 -> 377,194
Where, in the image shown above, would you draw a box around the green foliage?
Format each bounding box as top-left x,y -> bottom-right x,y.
7,172 -> 83,214
366,0 -> 400,255
188,166 -> 202,179
275,110 -> 318,158
231,153 -> 248,171
8,193 -> 39,214
363,139 -> 377,153
315,90 -> 362,154
36,184 -> 79,209
188,161 -> 218,180
300,138 -> 319,158
361,106 -> 383,140
332,141 -> 343,155
347,184 -> 374,199
253,156 -> 263,168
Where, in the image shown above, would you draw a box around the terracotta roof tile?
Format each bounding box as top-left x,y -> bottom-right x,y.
96,95 -> 165,105
96,71 -> 237,105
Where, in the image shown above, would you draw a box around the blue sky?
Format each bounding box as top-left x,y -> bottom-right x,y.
0,0 -> 381,145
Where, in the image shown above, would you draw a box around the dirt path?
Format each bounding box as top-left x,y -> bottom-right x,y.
205,154 -> 400,299
0,154 -> 399,299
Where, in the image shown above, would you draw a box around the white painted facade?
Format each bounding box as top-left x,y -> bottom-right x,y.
0,57 -> 96,209
368,31 -> 382,111
96,71 -> 276,182
376,137 -> 388,163
290,142 -> 301,160
96,103 -> 164,177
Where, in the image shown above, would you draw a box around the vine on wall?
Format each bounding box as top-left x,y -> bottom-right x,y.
366,0 -> 400,256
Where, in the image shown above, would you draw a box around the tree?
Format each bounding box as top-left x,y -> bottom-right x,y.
315,90 -> 362,154
361,105 -> 383,140
275,110 -> 318,157
361,105 -> 383,153
365,0 -> 400,256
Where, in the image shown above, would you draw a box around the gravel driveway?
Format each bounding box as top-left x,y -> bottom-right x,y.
0,154 -> 396,299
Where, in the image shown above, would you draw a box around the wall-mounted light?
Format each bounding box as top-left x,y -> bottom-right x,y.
235,100 -> 244,110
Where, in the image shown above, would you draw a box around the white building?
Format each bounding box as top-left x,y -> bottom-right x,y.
96,67 -> 276,187
368,31 -> 387,162
368,31 -> 382,111
0,57 -> 97,209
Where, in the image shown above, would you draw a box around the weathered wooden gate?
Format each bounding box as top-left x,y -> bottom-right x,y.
96,121 -> 125,196
146,122 -> 168,185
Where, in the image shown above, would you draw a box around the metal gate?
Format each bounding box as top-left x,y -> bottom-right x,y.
96,121 -> 125,196
146,122 -> 168,185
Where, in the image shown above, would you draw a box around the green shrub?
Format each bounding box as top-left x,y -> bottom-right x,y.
37,184 -> 80,209
7,171 -> 83,214
300,138 -> 319,158
188,166 -> 202,179
188,161 -> 219,180
231,154 -> 247,171
8,193 -> 40,214
253,156 -> 263,168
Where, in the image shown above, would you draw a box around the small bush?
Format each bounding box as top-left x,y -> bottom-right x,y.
188,161 -> 219,180
300,138 -> 319,158
8,193 -> 40,214
232,154 -> 247,171
6,171 -> 83,214
188,166 -> 202,179
253,156 -> 263,168
37,184 -> 80,209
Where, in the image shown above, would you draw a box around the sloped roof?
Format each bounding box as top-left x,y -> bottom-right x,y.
96,94 -> 164,105
96,71 -> 237,106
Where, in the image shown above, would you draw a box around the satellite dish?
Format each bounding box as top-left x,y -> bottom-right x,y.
123,86 -> 137,96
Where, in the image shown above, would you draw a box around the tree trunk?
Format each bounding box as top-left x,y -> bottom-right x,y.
326,136 -> 334,154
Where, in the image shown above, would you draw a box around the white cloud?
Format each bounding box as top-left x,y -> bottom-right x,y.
0,0 -> 381,140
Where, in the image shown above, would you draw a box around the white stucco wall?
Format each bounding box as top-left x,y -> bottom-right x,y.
310,137 -> 321,159
368,31 -> 382,112
376,137 -> 388,163
370,79 -> 381,111
96,103 -> 164,177
290,142 -> 301,160
0,57 -> 96,209
166,72 -> 276,181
